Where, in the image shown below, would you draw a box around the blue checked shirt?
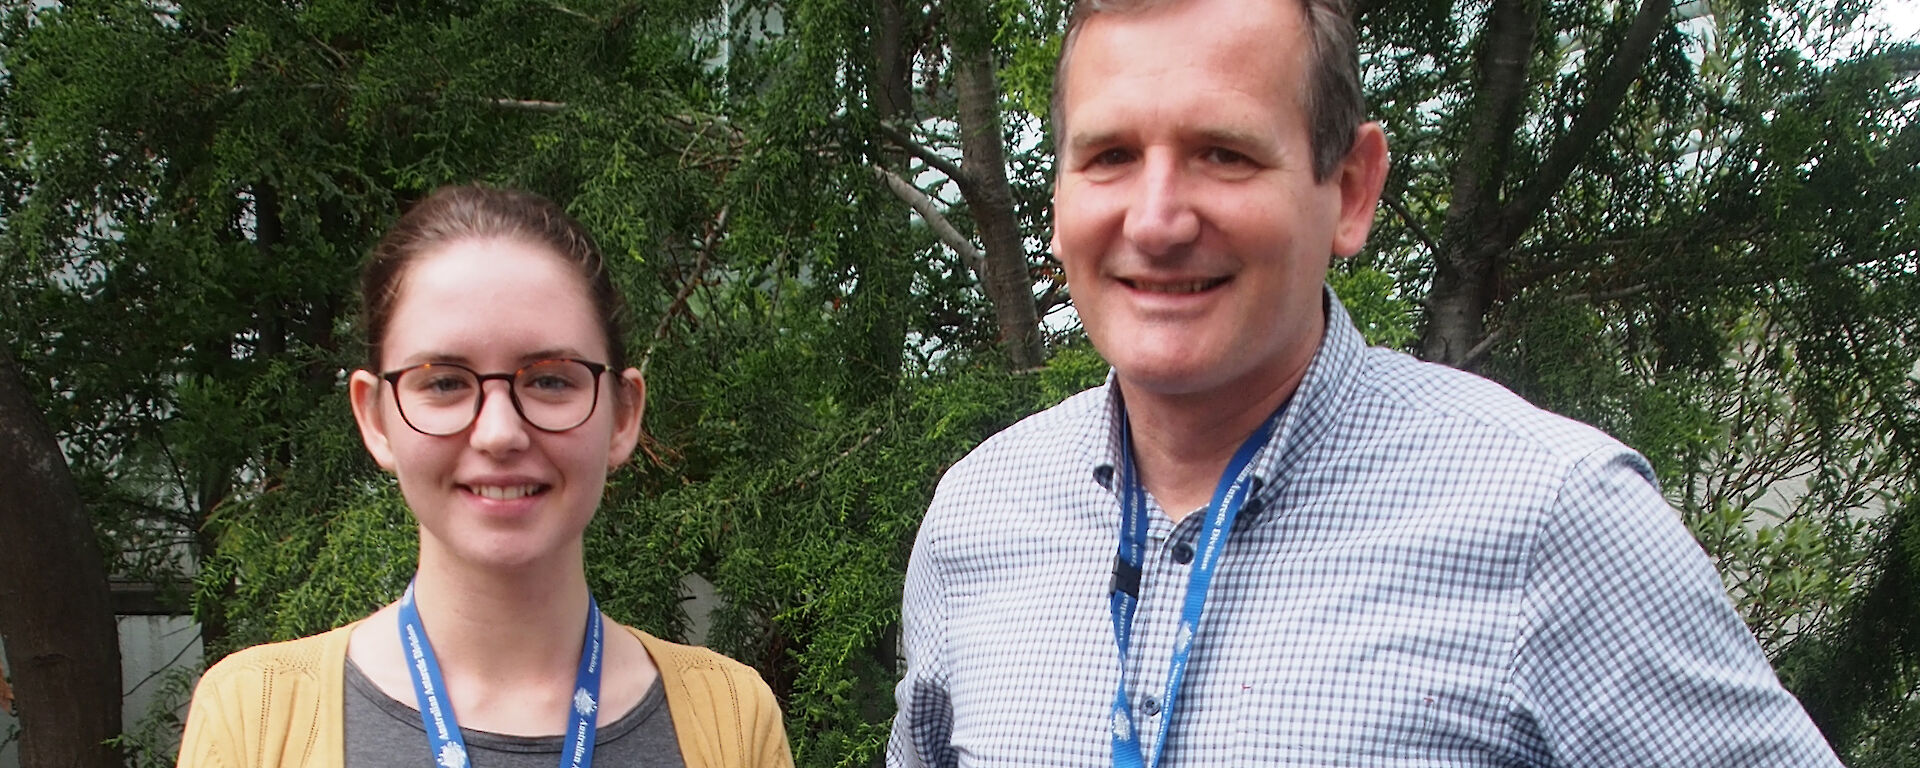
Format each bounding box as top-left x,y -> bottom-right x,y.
889,291 -> 1840,767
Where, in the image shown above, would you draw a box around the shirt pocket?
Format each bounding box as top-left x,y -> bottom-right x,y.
1229,633 -> 1514,768
1231,678 -> 1440,766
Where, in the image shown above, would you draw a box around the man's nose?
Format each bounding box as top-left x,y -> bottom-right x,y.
1122,152 -> 1201,256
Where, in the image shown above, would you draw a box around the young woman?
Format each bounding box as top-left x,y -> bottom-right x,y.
179,186 -> 792,768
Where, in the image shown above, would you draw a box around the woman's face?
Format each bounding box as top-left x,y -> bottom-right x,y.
348,236 -> 644,574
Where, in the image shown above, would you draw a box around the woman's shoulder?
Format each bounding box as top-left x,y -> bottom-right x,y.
621,625 -> 772,697
179,623 -> 361,768
196,623 -> 359,694
619,625 -> 792,768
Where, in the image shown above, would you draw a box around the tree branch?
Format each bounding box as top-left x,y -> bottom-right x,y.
1554,246 -> 1904,307
1500,0 -> 1675,248
641,205 -> 729,375
870,165 -> 986,278
1457,324 -> 1507,370
1440,0 -> 1541,245
1381,190 -> 1439,255
488,98 -> 569,113
953,46 -> 1046,368
878,122 -> 970,189
1559,282 -> 1653,304
780,425 -> 886,494
1036,282 -> 1074,319
1420,0 -> 1541,364
543,1 -> 597,23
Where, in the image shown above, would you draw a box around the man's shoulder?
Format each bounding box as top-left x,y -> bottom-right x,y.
940,385 -> 1106,483
1352,346 -> 1630,465
922,384 -> 1109,524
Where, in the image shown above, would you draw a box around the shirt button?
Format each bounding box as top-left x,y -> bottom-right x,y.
1142,696 -> 1161,716
1171,543 -> 1195,564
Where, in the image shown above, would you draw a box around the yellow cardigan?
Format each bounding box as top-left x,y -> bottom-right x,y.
177,621 -> 793,768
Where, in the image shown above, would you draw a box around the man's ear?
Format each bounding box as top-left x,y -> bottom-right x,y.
348,370 -> 397,471
607,368 -> 647,469
1331,121 -> 1390,259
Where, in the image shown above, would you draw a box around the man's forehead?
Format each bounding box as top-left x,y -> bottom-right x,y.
1056,0 -> 1310,120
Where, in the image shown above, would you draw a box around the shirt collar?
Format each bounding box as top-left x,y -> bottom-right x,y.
1082,284 -> 1368,512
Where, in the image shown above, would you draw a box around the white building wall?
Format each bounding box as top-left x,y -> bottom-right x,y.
0,616 -> 202,768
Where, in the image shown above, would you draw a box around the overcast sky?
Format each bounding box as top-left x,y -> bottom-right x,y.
1884,0 -> 1920,38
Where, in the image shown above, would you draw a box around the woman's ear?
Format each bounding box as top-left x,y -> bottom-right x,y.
349,370 -> 398,471
607,368 -> 646,469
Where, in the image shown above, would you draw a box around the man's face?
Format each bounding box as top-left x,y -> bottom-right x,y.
1052,0 -> 1384,401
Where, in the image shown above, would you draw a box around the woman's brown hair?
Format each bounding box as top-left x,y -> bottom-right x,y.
360,185 -> 629,372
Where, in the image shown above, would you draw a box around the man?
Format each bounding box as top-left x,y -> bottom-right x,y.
888,0 -> 1841,765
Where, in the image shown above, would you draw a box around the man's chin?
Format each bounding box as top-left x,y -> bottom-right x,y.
1112,361 -> 1235,400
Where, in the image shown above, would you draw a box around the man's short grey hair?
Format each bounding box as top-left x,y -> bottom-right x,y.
1050,0 -> 1364,182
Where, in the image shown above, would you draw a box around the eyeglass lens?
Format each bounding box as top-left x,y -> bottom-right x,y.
393,360 -> 600,435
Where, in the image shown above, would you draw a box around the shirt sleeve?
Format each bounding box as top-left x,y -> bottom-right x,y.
887,499 -> 957,768
1512,448 -> 1842,766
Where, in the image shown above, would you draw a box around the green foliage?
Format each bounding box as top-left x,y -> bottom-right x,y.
650,365 -> 1062,766
1363,0 -> 1920,748
1776,494 -> 1920,767
106,667 -> 197,768
1327,265 -> 1420,349
5,0 -> 1917,764
992,0 -> 1067,120
3,1 -> 1105,763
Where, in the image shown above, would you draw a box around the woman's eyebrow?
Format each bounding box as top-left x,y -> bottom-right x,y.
393,348 -> 593,369
519,348 -> 591,364
395,351 -> 475,368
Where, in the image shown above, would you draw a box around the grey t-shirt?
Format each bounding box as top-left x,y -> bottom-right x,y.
344,658 -> 687,768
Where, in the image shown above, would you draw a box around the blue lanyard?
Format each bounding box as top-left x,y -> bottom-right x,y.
1109,408 -> 1280,768
397,580 -> 604,768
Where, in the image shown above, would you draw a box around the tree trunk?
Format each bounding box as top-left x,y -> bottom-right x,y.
0,346 -> 123,768
1422,0 -> 1674,368
1421,0 -> 1540,367
953,47 -> 1045,369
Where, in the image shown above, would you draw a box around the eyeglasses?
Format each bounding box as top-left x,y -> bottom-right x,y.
379,359 -> 609,436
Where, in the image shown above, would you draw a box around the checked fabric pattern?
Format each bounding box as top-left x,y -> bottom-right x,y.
888,290 -> 1840,768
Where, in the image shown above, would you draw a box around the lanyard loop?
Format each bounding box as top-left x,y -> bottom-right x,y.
398,580 -> 604,768
1109,407 -> 1281,768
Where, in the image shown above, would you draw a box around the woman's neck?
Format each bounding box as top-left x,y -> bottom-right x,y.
348,543 -> 658,736
407,550 -> 594,689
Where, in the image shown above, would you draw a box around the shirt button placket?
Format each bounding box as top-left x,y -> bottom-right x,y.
1140,696 -> 1164,766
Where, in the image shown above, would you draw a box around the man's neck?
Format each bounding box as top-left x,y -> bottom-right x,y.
1119,361 -> 1306,521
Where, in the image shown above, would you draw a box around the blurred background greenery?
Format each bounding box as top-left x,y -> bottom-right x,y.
1,0 -> 1915,765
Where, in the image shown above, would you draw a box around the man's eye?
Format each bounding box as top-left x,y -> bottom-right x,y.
1087,148 -> 1135,167
1203,147 -> 1252,166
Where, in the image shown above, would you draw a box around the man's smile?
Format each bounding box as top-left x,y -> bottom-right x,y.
1119,276 -> 1232,294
